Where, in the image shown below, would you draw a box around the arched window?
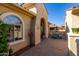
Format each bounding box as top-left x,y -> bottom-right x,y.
3,15 -> 22,25
3,15 -> 23,42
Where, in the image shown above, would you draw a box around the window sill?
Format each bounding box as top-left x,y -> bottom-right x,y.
8,39 -> 24,46
67,33 -> 79,37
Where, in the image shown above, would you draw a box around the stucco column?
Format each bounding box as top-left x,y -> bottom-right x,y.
34,16 -> 41,45
45,18 -> 48,38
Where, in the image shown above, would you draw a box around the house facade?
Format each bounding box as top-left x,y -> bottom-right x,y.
65,7 -> 79,56
0,3 -> 48,54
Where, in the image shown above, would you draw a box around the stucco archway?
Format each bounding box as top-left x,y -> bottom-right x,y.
40,18 -> 46,40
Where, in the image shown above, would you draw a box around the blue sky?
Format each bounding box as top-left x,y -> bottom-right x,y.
45,3 -> 79,26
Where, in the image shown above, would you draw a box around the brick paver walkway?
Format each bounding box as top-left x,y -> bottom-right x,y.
20,39 -> 68,56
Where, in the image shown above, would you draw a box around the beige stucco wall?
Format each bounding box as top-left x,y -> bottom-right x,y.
0,4 -> 33,53
72,14 -> 79,28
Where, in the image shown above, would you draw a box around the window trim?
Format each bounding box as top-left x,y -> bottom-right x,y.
0,12 -> 25,45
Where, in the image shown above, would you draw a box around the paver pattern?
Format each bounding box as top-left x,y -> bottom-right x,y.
20,39 -> 68,56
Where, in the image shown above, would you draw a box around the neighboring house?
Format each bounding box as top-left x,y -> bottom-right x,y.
65,6 -> 79,56
48,22 -> 55,28
48,22 -> 55,35
0,3 -> 48,55
58,26 -> 65,32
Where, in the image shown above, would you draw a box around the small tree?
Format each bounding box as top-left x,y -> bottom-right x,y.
0,20 -> 9,56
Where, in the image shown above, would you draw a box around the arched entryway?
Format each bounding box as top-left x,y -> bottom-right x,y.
40,18 -> 46,40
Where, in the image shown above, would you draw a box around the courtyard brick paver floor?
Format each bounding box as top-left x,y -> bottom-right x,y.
20,39 -> 68,56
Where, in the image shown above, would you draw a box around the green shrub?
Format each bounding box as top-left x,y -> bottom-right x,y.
0,20 -> 9,56
72,28 -> 79,34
